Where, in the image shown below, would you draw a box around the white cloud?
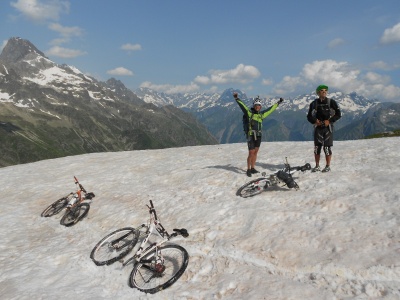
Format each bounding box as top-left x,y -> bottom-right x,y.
10,0 -> 70,22
302,60 -> 360,90
364,71 -> 391,85
107,67 -> 134,76
194,64 -> 260,85
140,81 -> 199,94
48,22 -> 83,38
369,61 -> 392,71
273,59 -> 400,101
361,72 -> 400,99
193,75 -> 210,85
327,38 -> 345,49
45,45 -> 86,58
380,22 -> 400,44
121,43 -> 142,51
261,78 -> 273,86
273,76 -> 307,95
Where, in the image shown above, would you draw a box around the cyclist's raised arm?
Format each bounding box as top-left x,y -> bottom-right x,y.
233,93 -> 250,115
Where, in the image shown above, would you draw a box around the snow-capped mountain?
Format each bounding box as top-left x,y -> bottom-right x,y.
135,87 -> 221,111
0,37 -> 217,167
135,87 -> 399,143
136,88 -> 378,117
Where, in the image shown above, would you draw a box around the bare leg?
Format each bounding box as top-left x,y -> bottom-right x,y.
326,154 -> 331,166
251,147 -> 259,169
314,154 -> 320,167
247,148 -> 258,169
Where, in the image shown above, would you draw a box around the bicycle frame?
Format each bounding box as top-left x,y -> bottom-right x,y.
90,200 -> 189,293
122,201 -> 180,266
66,176 -> 93,209
236,158 -> 311,198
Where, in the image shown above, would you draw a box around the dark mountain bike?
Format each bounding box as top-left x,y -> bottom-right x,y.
236,158 -> 311,198
41,176 -> 95,227
90,200 -> 189,294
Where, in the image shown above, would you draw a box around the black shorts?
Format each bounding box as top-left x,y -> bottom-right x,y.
247,135 -> 261,150
314,126 -> 333,147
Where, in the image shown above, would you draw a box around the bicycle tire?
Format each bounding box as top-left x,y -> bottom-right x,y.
90,227 -> 140,266
129,244 -> 189,294
236,177 -> 269,198
41,197 -> 69,217
60,203 -> 90,227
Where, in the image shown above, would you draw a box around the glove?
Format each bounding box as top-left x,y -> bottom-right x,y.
278,98 -> 284,104
233,92 -> 238,99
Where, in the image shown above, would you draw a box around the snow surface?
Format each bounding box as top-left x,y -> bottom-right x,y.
1,138 -> 399,299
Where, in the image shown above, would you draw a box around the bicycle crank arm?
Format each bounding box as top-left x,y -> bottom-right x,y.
121,255 -> 136,266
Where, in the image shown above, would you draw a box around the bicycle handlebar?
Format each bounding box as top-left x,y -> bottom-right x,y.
289,163 -> 311,172
147,200 -> 158,221
73,176 -> 87,193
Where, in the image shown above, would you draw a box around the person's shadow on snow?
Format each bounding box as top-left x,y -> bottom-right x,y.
205,162 -> 283,174
205,164 -> 244,174
256,162 -> 284,172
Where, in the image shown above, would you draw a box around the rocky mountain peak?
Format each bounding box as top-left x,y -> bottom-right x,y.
0,37 -> 54,77
0,37 -> 46,64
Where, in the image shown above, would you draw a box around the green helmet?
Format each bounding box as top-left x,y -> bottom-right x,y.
316,85 -> 328,93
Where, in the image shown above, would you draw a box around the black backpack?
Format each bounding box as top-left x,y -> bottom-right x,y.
311,98 -> 334,119
242,112 -> 254,135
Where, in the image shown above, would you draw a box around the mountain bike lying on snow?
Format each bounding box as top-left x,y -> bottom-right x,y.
90,200 -> 189,294
41,176 -> 95,227
236,158 -> 311,198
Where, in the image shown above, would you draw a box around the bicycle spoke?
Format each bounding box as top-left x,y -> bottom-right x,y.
90,228 -> 139,266
130,244 -> 189,293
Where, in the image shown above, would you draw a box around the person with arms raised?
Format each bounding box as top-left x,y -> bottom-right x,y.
233,92 -> 283,177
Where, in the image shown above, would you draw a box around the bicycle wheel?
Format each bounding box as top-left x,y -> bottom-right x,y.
129,244 -> 189,294
41,197 -> 69,217
90,227 -> 140,266
60,203 -> 90,227
236,177 -> 269,198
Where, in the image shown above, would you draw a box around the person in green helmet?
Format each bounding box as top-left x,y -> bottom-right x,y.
307,85 -> 341,173
234,92 -> 283,177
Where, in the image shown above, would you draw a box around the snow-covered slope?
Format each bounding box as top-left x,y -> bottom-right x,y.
1,138 -> 399,299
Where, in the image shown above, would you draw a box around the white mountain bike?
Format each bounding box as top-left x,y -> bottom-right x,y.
236,158 -> 311,198
90,200 -> 189,294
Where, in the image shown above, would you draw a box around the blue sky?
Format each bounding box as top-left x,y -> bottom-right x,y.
1,0 -> 400,102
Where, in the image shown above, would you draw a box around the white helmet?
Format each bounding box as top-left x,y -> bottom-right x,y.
253,96 -> 261,106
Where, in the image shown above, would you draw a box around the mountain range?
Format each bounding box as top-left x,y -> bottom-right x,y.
135,88 -> 400,143
0,37 -> 217,167
1,37 -> 399,167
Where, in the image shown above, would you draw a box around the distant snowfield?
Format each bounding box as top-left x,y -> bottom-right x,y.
1,138 -> 399,299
